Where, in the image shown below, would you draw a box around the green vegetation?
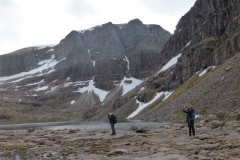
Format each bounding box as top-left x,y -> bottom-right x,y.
211,46 -> 221,55
201,20 -> 207,25
138,66 -> 218,120
226,28 -> 240,42
229,15 -> 240,26
201,106 -> 210,114
234,80 -> 240,91
195,36 -> 219,51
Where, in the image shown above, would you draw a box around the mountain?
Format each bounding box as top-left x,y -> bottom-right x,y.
135,0 -> 240,122
0,19 -> 171,124
1,0 -> 240,124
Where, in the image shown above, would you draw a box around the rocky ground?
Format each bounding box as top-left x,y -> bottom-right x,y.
0,119 -> 239,160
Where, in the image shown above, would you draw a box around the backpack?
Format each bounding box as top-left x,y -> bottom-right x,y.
113,115 -> 118,124
189,108 -> 195,119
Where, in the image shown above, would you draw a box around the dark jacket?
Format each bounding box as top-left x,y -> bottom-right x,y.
183,109 -> 193,122
108,114 -> 116,124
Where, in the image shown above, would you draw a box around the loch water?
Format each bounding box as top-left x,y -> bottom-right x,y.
0,120 -> 172,131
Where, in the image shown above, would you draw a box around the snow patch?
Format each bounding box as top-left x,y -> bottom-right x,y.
32,44 -> 56,49
78,25 -> 102,34
199,66 -> 216,77
118,77 -> 142,96
138,87 -> 145,93
92,60 -> 96,67
64,81 -> 88,87
76,78 -> 109,102
127,91 -> 173,119
46,86 -> 58,93
185,42 -> 190,47
70,100 -> 75,105
35,86 -> 48,91
123,56 -> 130,70
26,80 -> 44,86
48,48 -> 54,52
155,53 -> 182,76
0,55 -> 65,83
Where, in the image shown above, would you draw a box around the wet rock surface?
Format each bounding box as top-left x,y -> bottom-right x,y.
0,120 -> 239,160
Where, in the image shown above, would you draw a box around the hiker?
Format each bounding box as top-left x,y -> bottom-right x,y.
107,113 -> 117,135
182,105 -> 195,137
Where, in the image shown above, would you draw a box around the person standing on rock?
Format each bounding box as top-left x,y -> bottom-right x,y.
108,113 -> 117,135
183,105 -> 195,137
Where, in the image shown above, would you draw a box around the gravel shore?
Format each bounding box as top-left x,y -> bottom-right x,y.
0,120 -> 239,160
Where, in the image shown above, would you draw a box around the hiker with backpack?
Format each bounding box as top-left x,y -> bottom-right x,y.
182,105 -> 195,137
107,113 -> 117,135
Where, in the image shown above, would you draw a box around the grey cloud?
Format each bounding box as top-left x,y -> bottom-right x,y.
0,0 -> 13,6
138,0 -> 196,16
64,0 -> 98,18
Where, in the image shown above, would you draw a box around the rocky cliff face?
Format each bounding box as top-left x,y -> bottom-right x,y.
0,47 -> 52,77
155,0 -> 240,91
134,0 -> 240,122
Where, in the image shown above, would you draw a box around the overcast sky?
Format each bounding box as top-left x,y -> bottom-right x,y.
0,0 -> 196,55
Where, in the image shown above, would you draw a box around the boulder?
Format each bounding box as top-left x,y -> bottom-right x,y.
164,125 -> 171,129
204,143 -> 220,150
210,120 -> 225,129
107,149 -> 128,155
216,111 -> 225,119
236,110 -> 240,121
28,128 -> 35,132
26,148 -> 35,158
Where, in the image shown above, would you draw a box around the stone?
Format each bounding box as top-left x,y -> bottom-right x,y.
236,110 -> 240,121
204,143 -> 220,150
210,120 -> 225,129
131,135 -> 141,142
107,149 -> 128,155
28,128 -> 35,132
225,66 -> 232,71
68,129 -> 77,134
26,148 -> 35,158
196,134 -> 211,140
216,111 -> 225,119
164,125 -> 171,129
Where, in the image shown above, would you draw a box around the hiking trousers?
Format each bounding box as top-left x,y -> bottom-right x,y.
110,123 -> 116,135
188,120 -> 195,136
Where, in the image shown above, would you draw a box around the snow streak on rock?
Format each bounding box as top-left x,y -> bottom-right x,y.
118,77 -> 142,96
155,53 -> 182,76
0,55 -> 65,83
77,77 -> 109,102
127,91 -> 173,119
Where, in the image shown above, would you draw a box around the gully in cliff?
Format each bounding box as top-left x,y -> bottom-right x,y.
108,113 -> 117,135
183,105 -> 195,137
